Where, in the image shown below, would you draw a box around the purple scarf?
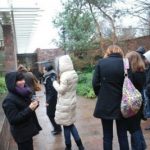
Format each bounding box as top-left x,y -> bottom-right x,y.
14,86 -> 32,98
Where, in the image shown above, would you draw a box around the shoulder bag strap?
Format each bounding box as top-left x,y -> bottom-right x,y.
123,58 -> 129,76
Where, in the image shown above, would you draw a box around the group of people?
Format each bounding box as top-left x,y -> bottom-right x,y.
2,45 -> 150,150
92,45 -> 150,150
2,55 -> 84,150
42,56 -> 84,150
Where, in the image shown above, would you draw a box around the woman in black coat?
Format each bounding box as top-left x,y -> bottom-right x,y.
43,65 -> 61,135
2,72 -> 42,150
92,45 -> 129,150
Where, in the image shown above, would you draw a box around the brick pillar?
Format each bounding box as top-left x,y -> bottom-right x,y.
2,25 -> 17,72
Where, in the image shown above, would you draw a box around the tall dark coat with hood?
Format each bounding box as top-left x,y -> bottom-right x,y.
2,72 -> 42,143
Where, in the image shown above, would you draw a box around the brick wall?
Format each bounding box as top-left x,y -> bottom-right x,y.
35,48 -> 64,72
3,25 -> 17,72
36,48 -> 64,62
119,35 -> 150,54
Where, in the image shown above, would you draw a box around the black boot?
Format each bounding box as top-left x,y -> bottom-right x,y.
75,139 -> 84,150
65,143 -> 72,150
50,118 -> 62,135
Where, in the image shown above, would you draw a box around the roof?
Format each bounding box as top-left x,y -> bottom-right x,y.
0,0 -> 42,53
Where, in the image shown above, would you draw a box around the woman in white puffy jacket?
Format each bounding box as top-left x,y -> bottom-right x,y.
52,55 -> 84,150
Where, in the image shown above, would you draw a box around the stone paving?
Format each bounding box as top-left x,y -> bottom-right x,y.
8,90 -> 150,150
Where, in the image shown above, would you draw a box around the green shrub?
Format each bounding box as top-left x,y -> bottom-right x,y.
77,71 -> 96,99
0,77 -> 7,94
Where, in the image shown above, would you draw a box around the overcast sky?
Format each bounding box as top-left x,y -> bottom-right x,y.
27,0 -> 138,53
1,0 -> 138,53
28,0 -> 63,52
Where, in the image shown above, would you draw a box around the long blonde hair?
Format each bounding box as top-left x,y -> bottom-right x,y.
125,51 -> 145,72
104,45 -> 124,58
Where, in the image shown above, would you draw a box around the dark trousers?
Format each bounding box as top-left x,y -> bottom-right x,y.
49,117 -> 61,131
101,119 -> 129,150
17,138 -> 33,150
63,124 -> 80,145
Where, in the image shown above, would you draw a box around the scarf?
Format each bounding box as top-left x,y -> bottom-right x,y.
14,85 -> 32,99
43,70 -> 56,85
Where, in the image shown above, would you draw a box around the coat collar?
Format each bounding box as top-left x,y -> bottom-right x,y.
108,53 -> 122,58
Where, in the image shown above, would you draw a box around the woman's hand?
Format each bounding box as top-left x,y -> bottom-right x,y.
29,101 -> 39,111
45,102 -> 49,107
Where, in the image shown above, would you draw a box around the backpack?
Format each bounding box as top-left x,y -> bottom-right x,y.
121,58 -> 143,118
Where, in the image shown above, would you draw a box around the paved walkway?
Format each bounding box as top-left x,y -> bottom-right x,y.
8,90 -> 150,150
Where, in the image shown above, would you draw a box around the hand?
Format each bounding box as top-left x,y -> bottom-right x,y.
29,101 -> 39,111
45,102 -> 49,107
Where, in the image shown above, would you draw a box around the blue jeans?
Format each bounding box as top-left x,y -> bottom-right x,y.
101,119 -> 129,150
131,128 -> 146,150
63,124 -> 80,144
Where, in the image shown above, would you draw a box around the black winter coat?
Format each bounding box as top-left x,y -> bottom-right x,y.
43,70 -> 57,117
2,72 -> 42,143
93,53 -> 146,120
92,53 -> 124,119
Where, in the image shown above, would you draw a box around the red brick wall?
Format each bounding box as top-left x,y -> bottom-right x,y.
119,35 -> 150,54
35,48 -> 64,72
36,48 -> 64,63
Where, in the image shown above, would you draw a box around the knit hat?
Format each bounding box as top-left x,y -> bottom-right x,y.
136,46 -> 146,55
143,50 -> 150,63
136,46 -> 146,60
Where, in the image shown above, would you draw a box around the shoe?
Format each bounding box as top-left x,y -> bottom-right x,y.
75,139 -> 84,150
51,130 -> 62,135
145,126 -> 150,130
65,148 -> 72,150
65,143 -> 72,150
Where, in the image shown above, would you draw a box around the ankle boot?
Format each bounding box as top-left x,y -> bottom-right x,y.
65,143 -> 72,150
75,139 -> 84,150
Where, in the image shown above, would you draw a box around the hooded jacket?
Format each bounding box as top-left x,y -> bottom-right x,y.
53,55 -> 78,126
2,72 -> 42,143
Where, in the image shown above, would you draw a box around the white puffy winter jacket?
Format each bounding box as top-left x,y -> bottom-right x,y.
53,55 -> 78,126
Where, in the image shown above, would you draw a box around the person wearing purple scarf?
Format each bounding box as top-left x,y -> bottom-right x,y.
2,72 -> 42,150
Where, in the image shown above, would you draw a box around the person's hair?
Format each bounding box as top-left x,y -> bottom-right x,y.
104,45 -> 124,58
17,64 -> 28,72
45,65 -> 53,72
125,51 -> 145,72
16,72 -> 25,81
